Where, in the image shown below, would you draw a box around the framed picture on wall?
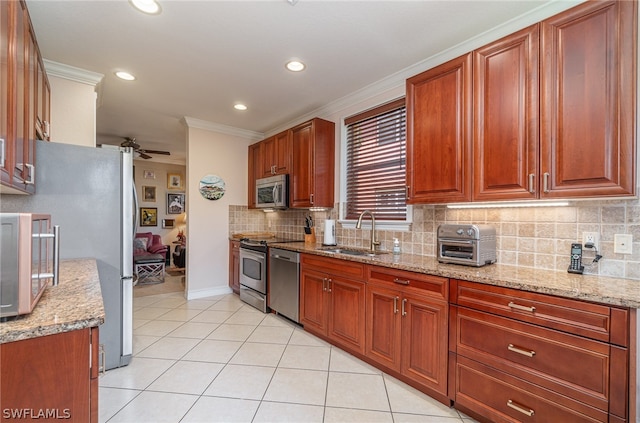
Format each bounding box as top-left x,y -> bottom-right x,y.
143,169 -> 156,179
167,173 -> 183,190
162,219 -> 175,229
167,192 -> 185,214
140,207 -> 158,226
142,186 -> 156,202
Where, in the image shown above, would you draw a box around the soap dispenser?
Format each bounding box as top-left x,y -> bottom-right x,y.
393,238 -> 401,254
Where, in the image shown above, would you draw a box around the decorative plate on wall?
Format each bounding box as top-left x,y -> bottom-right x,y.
199,174 -> 226,200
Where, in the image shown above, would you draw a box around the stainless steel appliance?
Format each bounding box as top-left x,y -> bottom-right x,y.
269,248 -> 300,323
239,239 -> 269,313
0,213 -> 60,318
255,174 -> 288,209
1,141 -> 136,370
437,224 -> 496,267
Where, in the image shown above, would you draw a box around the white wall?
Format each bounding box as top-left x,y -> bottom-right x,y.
184,119 -> 261,299
48,76 -> 97,147
44,60 -> 103,147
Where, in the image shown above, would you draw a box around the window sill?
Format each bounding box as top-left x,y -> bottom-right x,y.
338,220 -> 411,232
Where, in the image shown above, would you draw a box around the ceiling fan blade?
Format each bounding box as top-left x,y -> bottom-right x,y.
138,152 -> 152,159
140,149 -> 171,155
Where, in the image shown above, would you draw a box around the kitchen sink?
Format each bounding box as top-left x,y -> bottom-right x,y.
318,247 -> 389,257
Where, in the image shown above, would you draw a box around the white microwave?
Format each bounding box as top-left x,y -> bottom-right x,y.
256,174 -> 288,209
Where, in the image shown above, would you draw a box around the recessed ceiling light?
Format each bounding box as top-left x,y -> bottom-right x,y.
234,104 -> 248,111
115,71 -> 136,81
285,60 -> 306,72
130,0 -> 162,15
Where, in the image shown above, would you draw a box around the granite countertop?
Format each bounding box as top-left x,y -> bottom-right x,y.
272,242 -> 640,309
0,258 -> 105,344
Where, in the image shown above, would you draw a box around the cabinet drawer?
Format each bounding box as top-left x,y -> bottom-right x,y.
301,254 -> 365,281
454,356 -> 607,423
452,279 -> 627,344
369,266 -> 448,301
456,307 -> 610,411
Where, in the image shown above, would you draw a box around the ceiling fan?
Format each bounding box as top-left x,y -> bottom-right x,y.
120,137 -> 170,160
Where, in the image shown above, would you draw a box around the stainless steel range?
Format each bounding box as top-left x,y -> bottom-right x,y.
238,237 -> 301,313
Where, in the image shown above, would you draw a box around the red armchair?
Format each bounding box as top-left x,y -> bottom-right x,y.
134,232 -> 168,257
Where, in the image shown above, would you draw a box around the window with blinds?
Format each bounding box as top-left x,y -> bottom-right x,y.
345,98 -> 406,221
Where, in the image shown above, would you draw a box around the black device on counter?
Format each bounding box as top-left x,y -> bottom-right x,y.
568,243 -> 584,274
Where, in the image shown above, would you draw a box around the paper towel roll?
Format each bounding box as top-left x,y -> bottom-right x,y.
323,219 -> 337,245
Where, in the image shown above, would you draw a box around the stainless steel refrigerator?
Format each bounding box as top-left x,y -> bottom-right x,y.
1,140 -> 135,370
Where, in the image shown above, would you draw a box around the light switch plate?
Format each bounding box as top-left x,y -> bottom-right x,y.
614,234 -> 633,254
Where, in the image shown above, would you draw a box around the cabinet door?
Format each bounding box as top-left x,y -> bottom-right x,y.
261,130 -> 291,177
0,0 -> 10,183
401,293 -> 448,396
540,0 -> 636,198
291,120 -> 315,208
473,25 -> 539,201
406,53 -> 472,204
247,143 -> 262,208
300,268 -> 328,335
0,329 -> 92,422
327,276 -> 366,355
228,240 -> 240,294
366,284 -> 402,372
13,0 -> 25,186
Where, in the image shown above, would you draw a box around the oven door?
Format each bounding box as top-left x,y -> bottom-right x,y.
239,247 -> 266,294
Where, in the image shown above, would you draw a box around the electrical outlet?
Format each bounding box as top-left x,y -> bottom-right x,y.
582,232 -> 599,250
614,234 -> 633,254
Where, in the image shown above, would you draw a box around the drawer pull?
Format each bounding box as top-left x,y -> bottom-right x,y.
508,344 -> 536,358
507,399 -> 534,417
508,302 -> 536,313
393,278 -> 410,285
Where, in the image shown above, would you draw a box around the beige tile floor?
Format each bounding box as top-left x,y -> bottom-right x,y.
99,291 -> 479,423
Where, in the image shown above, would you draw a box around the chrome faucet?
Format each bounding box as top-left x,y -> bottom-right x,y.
355,210 -> 380,252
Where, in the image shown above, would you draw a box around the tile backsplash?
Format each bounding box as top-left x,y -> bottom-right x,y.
229,199 -> 640,280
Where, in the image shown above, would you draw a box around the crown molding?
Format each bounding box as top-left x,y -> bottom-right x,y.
43,59 -> 104,86
181,117 -> 264,141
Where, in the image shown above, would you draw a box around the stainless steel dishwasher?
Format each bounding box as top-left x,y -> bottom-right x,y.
269,248 -> 300,323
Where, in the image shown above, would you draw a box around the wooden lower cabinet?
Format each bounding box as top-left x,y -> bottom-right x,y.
228,240 -> 240,294
450,279 -> 631,423
0,327 -> 100,422
300,254 -> 366,355
366,266 -> 449,400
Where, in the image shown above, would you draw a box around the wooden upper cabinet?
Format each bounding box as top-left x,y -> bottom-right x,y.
261,130 -> 291,177
473,25 -> 539,201
406,53 -> 472,204
290,118 -> 335,208
0,0 -> 10,184
540,0 -> 636,198
247,142 -> 262,208
0,0 -> 48,194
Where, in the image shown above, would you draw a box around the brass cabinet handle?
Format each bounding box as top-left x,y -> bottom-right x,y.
401,298 -> 407,316
393,296 -> 399,314
507,399 -> 534,417
528,173 -> 535,193
393,278 -> 410,285
508,343 -> 536,358
405,185 -> 410,200
543,172 -> 550,193
310,193 -> 314,205
322,278 -> 327,292
327,278 -> 332,293
508,302 -> 536,313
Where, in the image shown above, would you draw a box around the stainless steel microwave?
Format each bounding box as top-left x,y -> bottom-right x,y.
0,213 -> 59,318
256,174 -> 288,209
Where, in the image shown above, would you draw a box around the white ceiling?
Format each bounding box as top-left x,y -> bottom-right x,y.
26,0 -> 550,164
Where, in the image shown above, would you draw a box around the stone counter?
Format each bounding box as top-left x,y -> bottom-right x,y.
0,258 -> 105,344
272,242 -> 640,309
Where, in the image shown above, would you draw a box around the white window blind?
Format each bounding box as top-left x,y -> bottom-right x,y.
345,98 -> 406,221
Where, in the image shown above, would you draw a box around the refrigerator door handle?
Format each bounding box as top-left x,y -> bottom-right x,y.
121,276 -> 133,357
